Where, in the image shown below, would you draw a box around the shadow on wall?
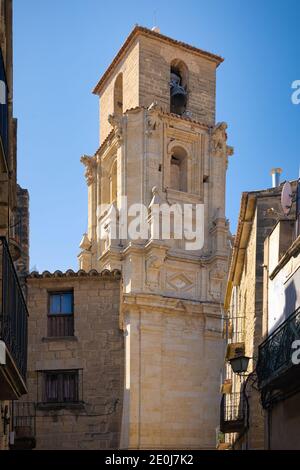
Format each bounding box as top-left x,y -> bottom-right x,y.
284,279 -> 298,320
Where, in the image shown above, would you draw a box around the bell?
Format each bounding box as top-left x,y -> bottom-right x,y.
170,72 -> 187,115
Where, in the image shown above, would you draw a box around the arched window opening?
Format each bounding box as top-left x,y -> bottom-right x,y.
114,74 -> 123,117
170,60 -> 188,115
110,160 -> 117,203
170,147 -> 187,192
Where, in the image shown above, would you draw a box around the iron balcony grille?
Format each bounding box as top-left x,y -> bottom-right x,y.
0,46 -> 8,166
220,392 -> 248,434
0,237 -> 28,381
12,401 -> 36,436
11,401 -> 36,450
256,306 -> 300,390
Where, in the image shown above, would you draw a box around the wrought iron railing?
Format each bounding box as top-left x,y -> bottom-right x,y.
0,236 -> 28,381
0,46 -> 9,166
220,392 -> 248,433
256,306 -> 300,389
12,401 -> 36,437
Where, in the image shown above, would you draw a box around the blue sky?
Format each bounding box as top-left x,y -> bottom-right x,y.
13,0 -> 299,272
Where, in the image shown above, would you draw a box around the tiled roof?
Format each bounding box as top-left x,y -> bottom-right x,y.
27,269 -> 121,279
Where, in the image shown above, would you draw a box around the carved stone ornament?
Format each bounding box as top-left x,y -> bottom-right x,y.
80,155 -> 97,186
209,261 -> 227,300
211,122 -> 228,158
145,254 -> 165,291
108,113 -> 124,142
145,104 -> 160,137
79,233 -> 91,251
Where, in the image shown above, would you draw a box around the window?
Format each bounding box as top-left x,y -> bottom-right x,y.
48,291 -> 74,337
170,59 -> 188,115
43,370 -> 79,403
170,146 -> 188,192
114,73 -> 123,117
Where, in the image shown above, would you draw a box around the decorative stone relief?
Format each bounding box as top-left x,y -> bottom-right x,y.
166,272 -> 194,293
80,155 -> 97,186
145,254 -> 165,290
209,261 -> 227,300
108,113 -> 124,143
145,103 -> 161,137
211,122 -> 234,165
211,122 -> 228,158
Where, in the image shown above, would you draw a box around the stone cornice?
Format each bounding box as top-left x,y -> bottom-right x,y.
122,292 -> 222,316
94,106 -> 212,159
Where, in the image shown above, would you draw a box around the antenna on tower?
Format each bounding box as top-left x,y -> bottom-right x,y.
151,10 -> 160,33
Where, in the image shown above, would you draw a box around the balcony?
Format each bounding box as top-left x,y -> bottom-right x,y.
220,392 -> 248,434
0,236 -> 28,399
0,46 -> 8,170
256,306 -> 300,395
10,401 -> 36,450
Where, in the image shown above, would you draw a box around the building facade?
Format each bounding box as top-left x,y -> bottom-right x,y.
256,191 -> 300,449
0,0 -> 29,451
220,183 -> 285,449
79,26 -> 233,449
16,269 -> 123,450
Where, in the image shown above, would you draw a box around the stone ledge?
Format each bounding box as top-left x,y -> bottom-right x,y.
36,401 -> 85,412
42,336 -> 78,343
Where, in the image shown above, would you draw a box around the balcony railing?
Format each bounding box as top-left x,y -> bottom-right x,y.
0,236 -> 28,381
220,392 -> 248,434
11,401 -> 36,450
256,306 -> 300,391
0,46 -> 8,167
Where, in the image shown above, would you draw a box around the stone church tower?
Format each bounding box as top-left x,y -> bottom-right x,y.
79,26 -> 233,449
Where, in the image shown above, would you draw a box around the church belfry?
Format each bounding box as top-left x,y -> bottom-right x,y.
79,26 -> 233,449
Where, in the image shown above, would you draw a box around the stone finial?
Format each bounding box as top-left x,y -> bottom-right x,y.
108,113 -> 124,142
149,186 -> 161,208
79,233 -> 91,251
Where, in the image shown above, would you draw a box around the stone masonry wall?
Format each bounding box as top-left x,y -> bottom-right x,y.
98,32 -> 217,144
139,35 -> 216,125
24,272 -> 124,450
230,191 -> 282,449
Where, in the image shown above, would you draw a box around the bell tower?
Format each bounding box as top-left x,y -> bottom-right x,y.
79,26 -> 233,449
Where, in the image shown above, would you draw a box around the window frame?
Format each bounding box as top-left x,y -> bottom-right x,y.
42,369 -> 79,404
47,290 -> 74,337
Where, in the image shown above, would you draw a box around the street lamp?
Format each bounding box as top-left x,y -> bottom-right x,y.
229,355 -> 251,375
